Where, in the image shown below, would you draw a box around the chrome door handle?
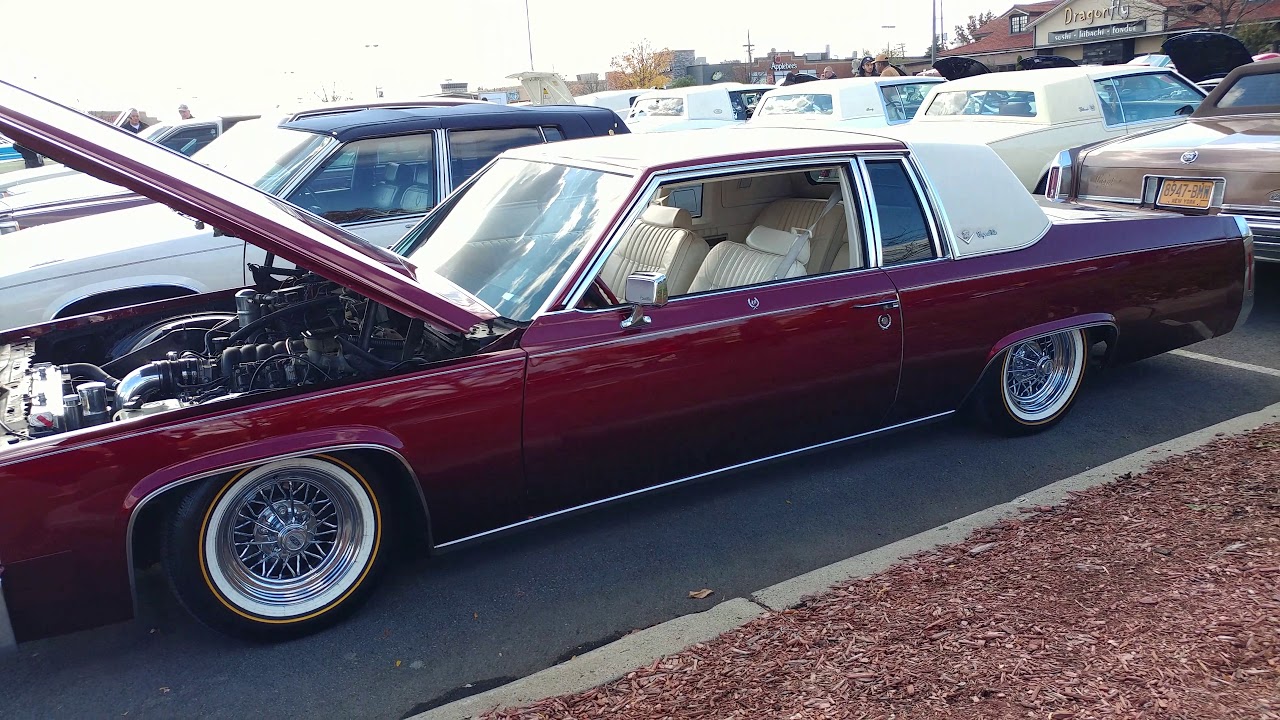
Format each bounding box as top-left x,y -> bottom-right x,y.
853,298 -> 900,309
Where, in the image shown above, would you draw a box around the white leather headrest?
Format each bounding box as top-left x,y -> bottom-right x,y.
745,225 -> 811,265
641,204 -> 692,229
414,164 -> 434,185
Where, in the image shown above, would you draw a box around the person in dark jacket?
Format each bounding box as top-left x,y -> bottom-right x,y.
856,56 -> 877,77
120,108 -> 148,134
13,143 -> 43,168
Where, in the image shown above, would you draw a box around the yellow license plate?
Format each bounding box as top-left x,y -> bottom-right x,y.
1156,179 -> 1215,209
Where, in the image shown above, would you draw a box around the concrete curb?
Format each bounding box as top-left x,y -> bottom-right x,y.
411,400 -> 1280,719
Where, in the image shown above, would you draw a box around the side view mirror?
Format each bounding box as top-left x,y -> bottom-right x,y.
620,271 -> 668,329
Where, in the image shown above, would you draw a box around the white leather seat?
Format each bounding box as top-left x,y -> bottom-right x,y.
753,198 -> 850,273
602,205 -> 709,300
399,165 -> 435,212
687,225 -> 809,294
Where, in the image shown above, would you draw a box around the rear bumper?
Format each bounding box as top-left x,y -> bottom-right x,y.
0,571 -> 16,653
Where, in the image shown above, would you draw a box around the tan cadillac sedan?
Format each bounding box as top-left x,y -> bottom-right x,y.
1047,59 -> 1280,261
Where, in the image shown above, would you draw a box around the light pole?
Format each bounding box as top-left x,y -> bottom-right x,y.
524,0 -> 535,71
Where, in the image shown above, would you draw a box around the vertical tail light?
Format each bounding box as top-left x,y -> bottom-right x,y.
1045,150 -> 1073,202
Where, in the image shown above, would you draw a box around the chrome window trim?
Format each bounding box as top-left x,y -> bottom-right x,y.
0,575 -> 15,652
857,155 -> 946,267
901,154 -> 950,259
124,442 -> 431,614
434,128 -> 450,207
552,152 -> 882,315
1093,77 -> 1126,128
434,410 -> 955,550
1223,203 -> 1280,215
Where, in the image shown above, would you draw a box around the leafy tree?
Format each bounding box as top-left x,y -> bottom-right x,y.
953,11 -> 996,46
923,34 -> 947,57
1232,21 -> 1279,52
610,40 -> 676,90
667,75 -> 698,88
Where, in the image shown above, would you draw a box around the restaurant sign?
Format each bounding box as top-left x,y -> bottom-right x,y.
1048,19 -> 1146,44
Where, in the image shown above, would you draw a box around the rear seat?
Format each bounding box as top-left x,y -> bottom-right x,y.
752,198 -> 849,273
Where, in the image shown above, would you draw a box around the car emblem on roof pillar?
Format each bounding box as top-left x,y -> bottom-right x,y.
1180,150 -> 1198,164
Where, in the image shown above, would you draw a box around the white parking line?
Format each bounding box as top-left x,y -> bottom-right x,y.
1170,349 -> 1280,378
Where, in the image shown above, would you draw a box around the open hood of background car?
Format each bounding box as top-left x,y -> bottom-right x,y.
933,57 -> 991,81
0,81 -> 495,334
1017,56 -> 1077,71
1163,31 -> 1253,84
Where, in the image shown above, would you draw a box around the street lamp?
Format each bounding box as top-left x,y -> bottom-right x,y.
524,0 -> 535,71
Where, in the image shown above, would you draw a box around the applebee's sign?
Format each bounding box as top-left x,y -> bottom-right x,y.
1065,0 -> 1130,25
771,55 -> 798,71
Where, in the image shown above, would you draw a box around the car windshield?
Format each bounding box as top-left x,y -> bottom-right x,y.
756,93 -> 835,116
924,89 -> 1038,117
631,97 -> 685,118
1216,72 -> 1280,109
194,121 -> 336,195
398,158 -> 631,322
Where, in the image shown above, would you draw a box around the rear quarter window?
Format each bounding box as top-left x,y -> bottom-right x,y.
1216,73 -> 1280,109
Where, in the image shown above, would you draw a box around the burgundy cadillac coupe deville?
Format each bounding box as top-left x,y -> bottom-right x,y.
0,80 -> 1255,646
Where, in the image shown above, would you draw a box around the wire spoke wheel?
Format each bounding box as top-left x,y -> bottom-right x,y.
998,329 -> 1087,427
197,456 -> 380,621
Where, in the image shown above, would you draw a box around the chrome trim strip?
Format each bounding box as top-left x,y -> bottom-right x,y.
124,442 -> 430,614
1233,218 -> 1254,333
435,410 -> 956,550
435,128 -> 450,207
901,155 -> 950,259
856,157 -> 885,268
1078,194 -> 1139,204
1223,204 -> 1280,215
0,576 -> 16,652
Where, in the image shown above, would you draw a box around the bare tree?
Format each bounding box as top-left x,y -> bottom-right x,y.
1158,0 -> 1270,34
312,82 -> 352,103
569,76 -> 608,95
953,11 -> 997,46
609,39 -> 676,90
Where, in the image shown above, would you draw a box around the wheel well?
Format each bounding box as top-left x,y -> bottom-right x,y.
55,286 -> 196,319
129,447 -> 433,576
957,323 -> 1119,414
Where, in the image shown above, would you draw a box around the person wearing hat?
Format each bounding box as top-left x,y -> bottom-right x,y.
875,53 -> 903,77
178,104 -> 193,120
855,56 -> 877,77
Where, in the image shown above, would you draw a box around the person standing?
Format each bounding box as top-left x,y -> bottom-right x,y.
121,108 -> 148,134
177,104 -> 193,120
855,56 -> 877,77
12,143 -> 43,168
875,53 -> 903,77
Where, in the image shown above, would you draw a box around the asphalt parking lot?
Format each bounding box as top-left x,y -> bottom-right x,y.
2,266 -> 1279,720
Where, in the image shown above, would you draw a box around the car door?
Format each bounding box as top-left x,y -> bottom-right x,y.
518,160 -> 904,515
284,131 -> 440,248
1108,72 -> 1204,132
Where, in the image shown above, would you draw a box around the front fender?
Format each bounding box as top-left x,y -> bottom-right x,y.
122,426 -> 412,515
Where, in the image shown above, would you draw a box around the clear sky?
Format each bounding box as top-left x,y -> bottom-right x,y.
4,0 -> 999,118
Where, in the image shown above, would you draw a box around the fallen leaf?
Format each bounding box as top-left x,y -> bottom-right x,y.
473,612 -> 479,619
159,687 -> 170,694
394,660 -> 402,668
1137,595 -> 1160,605
689,589 -> 714,599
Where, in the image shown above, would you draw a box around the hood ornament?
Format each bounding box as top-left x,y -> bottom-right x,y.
1180,150 -> 1198,164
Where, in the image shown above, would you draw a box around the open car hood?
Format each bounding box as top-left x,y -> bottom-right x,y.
1163,31 -> 1253,83
933,57 -> 991,81
1017,56 -> 1077,71
0,81 -> 495,334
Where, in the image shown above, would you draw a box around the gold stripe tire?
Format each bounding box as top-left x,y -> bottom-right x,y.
161,453 -> 391,640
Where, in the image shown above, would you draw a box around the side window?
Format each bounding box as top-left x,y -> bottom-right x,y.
1094,79 -> 1124,125
588,164 -> 864,305
448,127 -> 546,186
287,133 -> 435,223
541,125 -> 565,142
157,125 -> 219,156
864,159 -> 938,266
1112,73 -> 1203,123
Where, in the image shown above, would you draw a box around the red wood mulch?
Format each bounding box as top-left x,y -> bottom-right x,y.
486,426 -> 1280,720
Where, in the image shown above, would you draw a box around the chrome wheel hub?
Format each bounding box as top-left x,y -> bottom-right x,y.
1004,333 -> 1079,419
213,465 -> 365,609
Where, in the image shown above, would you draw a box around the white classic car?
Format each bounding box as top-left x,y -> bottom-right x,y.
878,65 -> 1206,192
625,83 -> 775,132
748,76 -> 946,129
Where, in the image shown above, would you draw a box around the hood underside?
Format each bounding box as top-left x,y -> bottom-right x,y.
0,81 -> 495,333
